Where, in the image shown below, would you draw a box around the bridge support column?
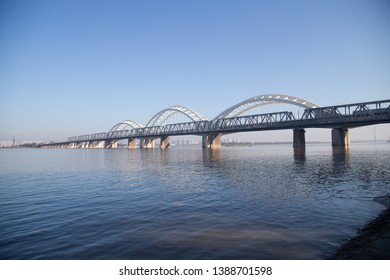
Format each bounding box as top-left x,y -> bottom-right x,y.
97,141 -> 105,148
76,142 -> 89,148
160,136 -> 170,149
293,129 -> 306,148
127,138 -> 137,149
202,133 -> 222,149
105,140 -> 118,148
140,139 -> 155,149
89,141 -> 105,148
332,128 -> 350,147
67,143 -> 76,148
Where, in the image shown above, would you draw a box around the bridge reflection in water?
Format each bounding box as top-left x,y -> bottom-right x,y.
39,94 -> 390,150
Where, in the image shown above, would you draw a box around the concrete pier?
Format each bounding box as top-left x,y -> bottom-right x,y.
105,141 -> 118,148
160,136 -> 170,149
332,128 -> 350,147
293,128 -> 306,148
127,138 -> 137,149
202,133 -> 222,149
140,139 -> 155,149
76,142 -> 87,148
67,143 -> 76,148
89,141 -> 105,148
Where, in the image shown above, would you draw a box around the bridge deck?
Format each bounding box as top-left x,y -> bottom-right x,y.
39,99 -> 390,147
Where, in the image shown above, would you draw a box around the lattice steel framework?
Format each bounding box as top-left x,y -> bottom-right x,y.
213,94 -> 319,120
146,105 -> 207,127
212,111 -> 296,132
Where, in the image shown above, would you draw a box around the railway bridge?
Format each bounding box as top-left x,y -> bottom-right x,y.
38,94 -> 390,149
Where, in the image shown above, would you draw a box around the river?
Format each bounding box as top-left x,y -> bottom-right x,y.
1,143 -> 389,259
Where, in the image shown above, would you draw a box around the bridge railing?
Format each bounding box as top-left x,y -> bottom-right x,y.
77,134 -> 91,141
107,129 -> 130,139
67,136 -> 78,141
140,126 -> 163,136
90,132 -> 107,140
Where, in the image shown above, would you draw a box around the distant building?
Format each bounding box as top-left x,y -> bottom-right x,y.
0,141 -> 13,147
22,141 -> 43,145
171,138 -> 200,146
222,137 -> 240,144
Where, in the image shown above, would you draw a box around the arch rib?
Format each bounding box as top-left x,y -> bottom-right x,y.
146,105 -> 207,127
108,120 -> 144,133
213,94 -> 319,120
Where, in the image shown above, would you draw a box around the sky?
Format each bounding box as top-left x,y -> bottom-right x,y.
1,0 -> 389,143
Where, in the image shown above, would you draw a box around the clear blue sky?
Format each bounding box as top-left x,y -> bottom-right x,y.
1,0 -> 389,142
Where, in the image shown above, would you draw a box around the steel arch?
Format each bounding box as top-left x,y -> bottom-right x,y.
108,120 -> 144,133
146,105 -> 207,127
213,94 -> 319,120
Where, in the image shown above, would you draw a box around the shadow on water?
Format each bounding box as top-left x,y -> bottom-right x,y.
332,146 -> 350,157
293,146 -> 306,163
202,148 -> 221,162
331,146 -> 351,174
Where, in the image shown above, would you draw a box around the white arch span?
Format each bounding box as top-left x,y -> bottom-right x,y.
108,120 -> 144,133
213,94 -> 319,120
146,105 -> 207,127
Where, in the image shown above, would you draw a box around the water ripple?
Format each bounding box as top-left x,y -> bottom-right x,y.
0,144 -> 389,259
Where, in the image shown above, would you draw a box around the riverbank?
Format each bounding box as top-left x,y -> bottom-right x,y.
328,206 -> 390,259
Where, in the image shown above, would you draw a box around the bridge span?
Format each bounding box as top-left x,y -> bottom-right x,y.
38,95 -> 390,150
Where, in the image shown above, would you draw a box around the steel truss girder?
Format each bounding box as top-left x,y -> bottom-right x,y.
212,111 -> 296,131
301,100 -> 390,124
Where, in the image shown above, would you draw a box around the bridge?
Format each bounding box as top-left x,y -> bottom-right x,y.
38,94 -> 390,149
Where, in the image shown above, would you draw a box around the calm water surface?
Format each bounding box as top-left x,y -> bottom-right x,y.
1,144 -> 390,259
